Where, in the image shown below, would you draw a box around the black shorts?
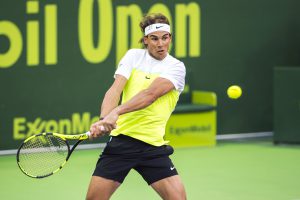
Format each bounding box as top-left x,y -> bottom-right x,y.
92,134 -> 178,185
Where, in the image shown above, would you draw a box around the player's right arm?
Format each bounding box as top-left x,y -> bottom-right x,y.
100,75 -> 127,118
89,75 -> 127,138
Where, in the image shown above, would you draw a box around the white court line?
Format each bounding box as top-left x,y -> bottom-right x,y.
216,131 -> 273,140
0,132 -> 273,156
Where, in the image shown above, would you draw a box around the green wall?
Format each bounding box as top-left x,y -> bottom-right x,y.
1,0 -> 300,150
194,0 -> 300,134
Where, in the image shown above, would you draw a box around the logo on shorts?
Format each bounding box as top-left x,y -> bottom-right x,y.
170,166 -> 175,170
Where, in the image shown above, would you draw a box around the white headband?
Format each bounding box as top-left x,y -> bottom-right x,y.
144,23 -> 171,36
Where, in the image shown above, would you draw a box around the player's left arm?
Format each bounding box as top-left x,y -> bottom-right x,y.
119,77 -> 175,112
103,77 -> 175,124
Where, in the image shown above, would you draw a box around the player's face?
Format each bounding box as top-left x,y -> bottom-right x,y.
144,31 -> 172,60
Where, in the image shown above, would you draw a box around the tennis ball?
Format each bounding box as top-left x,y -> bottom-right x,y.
227,85 -> 242,99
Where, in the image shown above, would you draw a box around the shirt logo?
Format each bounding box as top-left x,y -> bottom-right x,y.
170,166 -> 175,170
145,75 -> 151,79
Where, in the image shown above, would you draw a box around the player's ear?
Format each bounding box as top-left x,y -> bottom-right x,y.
143,36 -> 148,45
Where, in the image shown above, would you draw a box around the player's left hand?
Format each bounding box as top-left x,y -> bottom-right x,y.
101,108 -> 119,131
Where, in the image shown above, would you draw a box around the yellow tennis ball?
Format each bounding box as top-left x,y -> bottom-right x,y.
227,85 -> 242,99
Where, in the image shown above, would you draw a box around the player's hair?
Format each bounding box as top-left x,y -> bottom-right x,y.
139,13 -> 171,48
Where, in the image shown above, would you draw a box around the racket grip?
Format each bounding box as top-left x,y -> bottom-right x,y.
100,126 -> 105,131
85,126 -> 105,136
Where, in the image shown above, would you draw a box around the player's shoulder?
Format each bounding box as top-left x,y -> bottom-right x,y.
125,48 -> 147,57
166,54 -> 185,68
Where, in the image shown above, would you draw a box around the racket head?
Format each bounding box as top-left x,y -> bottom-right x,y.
16,133 -> 70,178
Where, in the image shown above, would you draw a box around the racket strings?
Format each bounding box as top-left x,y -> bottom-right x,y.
18,135 -> 69,177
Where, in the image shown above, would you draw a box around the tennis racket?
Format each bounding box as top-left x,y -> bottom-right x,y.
16,131 -> 91,178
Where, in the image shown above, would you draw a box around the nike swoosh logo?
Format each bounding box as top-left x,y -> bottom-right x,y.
170,166 -> 175,170
156,26 -> 163,29
145,76 -> 150,79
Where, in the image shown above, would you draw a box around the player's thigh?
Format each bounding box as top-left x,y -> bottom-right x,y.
86,176 -> 120,200
151,175 -> 187,200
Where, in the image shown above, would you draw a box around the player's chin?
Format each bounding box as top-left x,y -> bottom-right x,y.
156,51 -> 166,59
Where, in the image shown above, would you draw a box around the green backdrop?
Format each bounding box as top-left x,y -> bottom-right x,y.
1,0 -> 300,150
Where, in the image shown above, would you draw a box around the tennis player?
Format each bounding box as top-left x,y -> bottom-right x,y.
86,13 -> 187,200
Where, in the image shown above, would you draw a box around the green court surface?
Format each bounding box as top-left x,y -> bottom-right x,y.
1,140 -> 300,200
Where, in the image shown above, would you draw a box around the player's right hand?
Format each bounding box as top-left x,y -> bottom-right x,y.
89,121 -> 107,138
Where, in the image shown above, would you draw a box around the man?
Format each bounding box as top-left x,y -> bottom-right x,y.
86,13 -> 187,200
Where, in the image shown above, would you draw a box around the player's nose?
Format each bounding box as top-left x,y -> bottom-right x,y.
157,38 -> 163,46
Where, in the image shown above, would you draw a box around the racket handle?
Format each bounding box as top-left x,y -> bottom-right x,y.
85,126 -> 105,136
100,126 -> 105,131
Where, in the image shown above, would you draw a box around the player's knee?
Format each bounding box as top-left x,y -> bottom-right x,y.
156,183 -> 187,200
168,181 -> 186,200
163,190 -> 186,200
86,189 -> 106,200
85,194 -> 93,200
174,186 -> 187,200
85,192 -> 96,200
